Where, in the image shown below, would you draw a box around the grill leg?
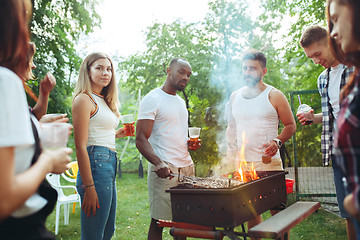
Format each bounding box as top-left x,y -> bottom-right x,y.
241,224 -> 247,240
222,228 -> 244,240
276,232 -> 288,240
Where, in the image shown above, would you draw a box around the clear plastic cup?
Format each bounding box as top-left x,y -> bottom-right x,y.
189,127 -> 201,139
40,122 -> 71,149
262,145 -> 272,164
120,114 -> 134,124
46,113 -> 63,118
260,131 -> 272,164
297,104 -> 313,125
188,127 -> 201,150
120,114 -> 135,136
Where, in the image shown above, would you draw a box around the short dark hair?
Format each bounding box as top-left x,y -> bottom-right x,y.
169,58 -> 189,68
242,50 -> 266,68
300,26 -> 328,48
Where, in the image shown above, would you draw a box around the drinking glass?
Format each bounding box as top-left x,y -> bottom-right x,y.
260,131 -> 271,164
120,114 -> 135,136
188,127 -> 201,150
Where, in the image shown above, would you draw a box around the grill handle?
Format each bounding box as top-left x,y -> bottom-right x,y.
169,172 -> 197,182
170,227 -> 223,239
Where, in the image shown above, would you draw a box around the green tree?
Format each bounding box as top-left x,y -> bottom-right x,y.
261,0 -> 327,89
206,0 -> 255,97
118,20 -> 220,170
119,0 -> 287,174
204,0 -> 295,170
27,0 -> 101,115
260,0 -> 329,166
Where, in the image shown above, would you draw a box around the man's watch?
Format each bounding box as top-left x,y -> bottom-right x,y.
273,138 -> 282,149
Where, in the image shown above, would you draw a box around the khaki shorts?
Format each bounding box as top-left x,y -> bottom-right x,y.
147,163 -> 194,220
251,158 -> 284,171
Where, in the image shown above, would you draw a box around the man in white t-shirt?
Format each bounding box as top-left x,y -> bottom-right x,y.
136,58 -> 199,240
298,26 -> 355,240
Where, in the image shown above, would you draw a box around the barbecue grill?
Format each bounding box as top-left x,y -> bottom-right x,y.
166,171 -> 287,228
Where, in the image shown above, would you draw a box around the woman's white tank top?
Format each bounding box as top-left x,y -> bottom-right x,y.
87,93 -> 119,150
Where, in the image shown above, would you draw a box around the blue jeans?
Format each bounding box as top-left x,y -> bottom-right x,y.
76,146 -> 117,240
334,156 -> 360,238
333,156 -> 351,218
353,218 -> 360,240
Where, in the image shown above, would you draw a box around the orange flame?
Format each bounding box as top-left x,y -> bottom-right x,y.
235,131 -> 259,182
249,162 -> 259,180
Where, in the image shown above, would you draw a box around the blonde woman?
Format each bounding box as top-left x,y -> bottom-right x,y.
72,52 -> 132,240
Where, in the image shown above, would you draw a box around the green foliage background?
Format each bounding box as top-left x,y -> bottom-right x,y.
28,0 -> 101,115
27,0 -> 330,173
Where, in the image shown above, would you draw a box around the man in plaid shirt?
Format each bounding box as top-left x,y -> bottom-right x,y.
298,26 -> 355,239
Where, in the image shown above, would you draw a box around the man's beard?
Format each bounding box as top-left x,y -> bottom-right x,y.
243,75 -> 261,87
175,82 -> 187,91
176,85 -> 186,91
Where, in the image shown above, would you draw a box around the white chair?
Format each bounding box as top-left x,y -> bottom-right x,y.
61,161 -> 78,183
46,173 -> 81,235
61,161 -> 79,214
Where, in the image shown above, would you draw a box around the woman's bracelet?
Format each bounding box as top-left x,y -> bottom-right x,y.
82,184 -> 94,190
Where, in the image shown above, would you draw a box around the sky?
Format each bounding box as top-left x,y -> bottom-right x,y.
76,0 -> 211,58
76,0 -> 268,59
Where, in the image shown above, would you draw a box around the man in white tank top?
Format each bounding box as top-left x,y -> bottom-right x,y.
226,50 -> 296,235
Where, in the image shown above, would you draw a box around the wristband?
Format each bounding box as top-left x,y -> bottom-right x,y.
273,138 -> 282,149
82,184 -> 94,190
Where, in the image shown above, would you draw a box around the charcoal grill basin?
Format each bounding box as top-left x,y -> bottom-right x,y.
166,171 -> 287,228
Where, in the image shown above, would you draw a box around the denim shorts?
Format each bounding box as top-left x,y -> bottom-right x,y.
76,146 -> 118,240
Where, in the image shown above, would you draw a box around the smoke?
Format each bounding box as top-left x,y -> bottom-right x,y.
206,0 -> 264,176
207,55 -> 243,176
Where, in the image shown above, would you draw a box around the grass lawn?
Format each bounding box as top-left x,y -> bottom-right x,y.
46,173 -> 347,240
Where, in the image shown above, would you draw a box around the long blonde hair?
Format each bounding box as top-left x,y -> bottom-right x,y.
73,52 -> 120,116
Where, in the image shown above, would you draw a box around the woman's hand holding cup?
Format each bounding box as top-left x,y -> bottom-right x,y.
46,148 -> 72,174
40,113 -> 69,124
